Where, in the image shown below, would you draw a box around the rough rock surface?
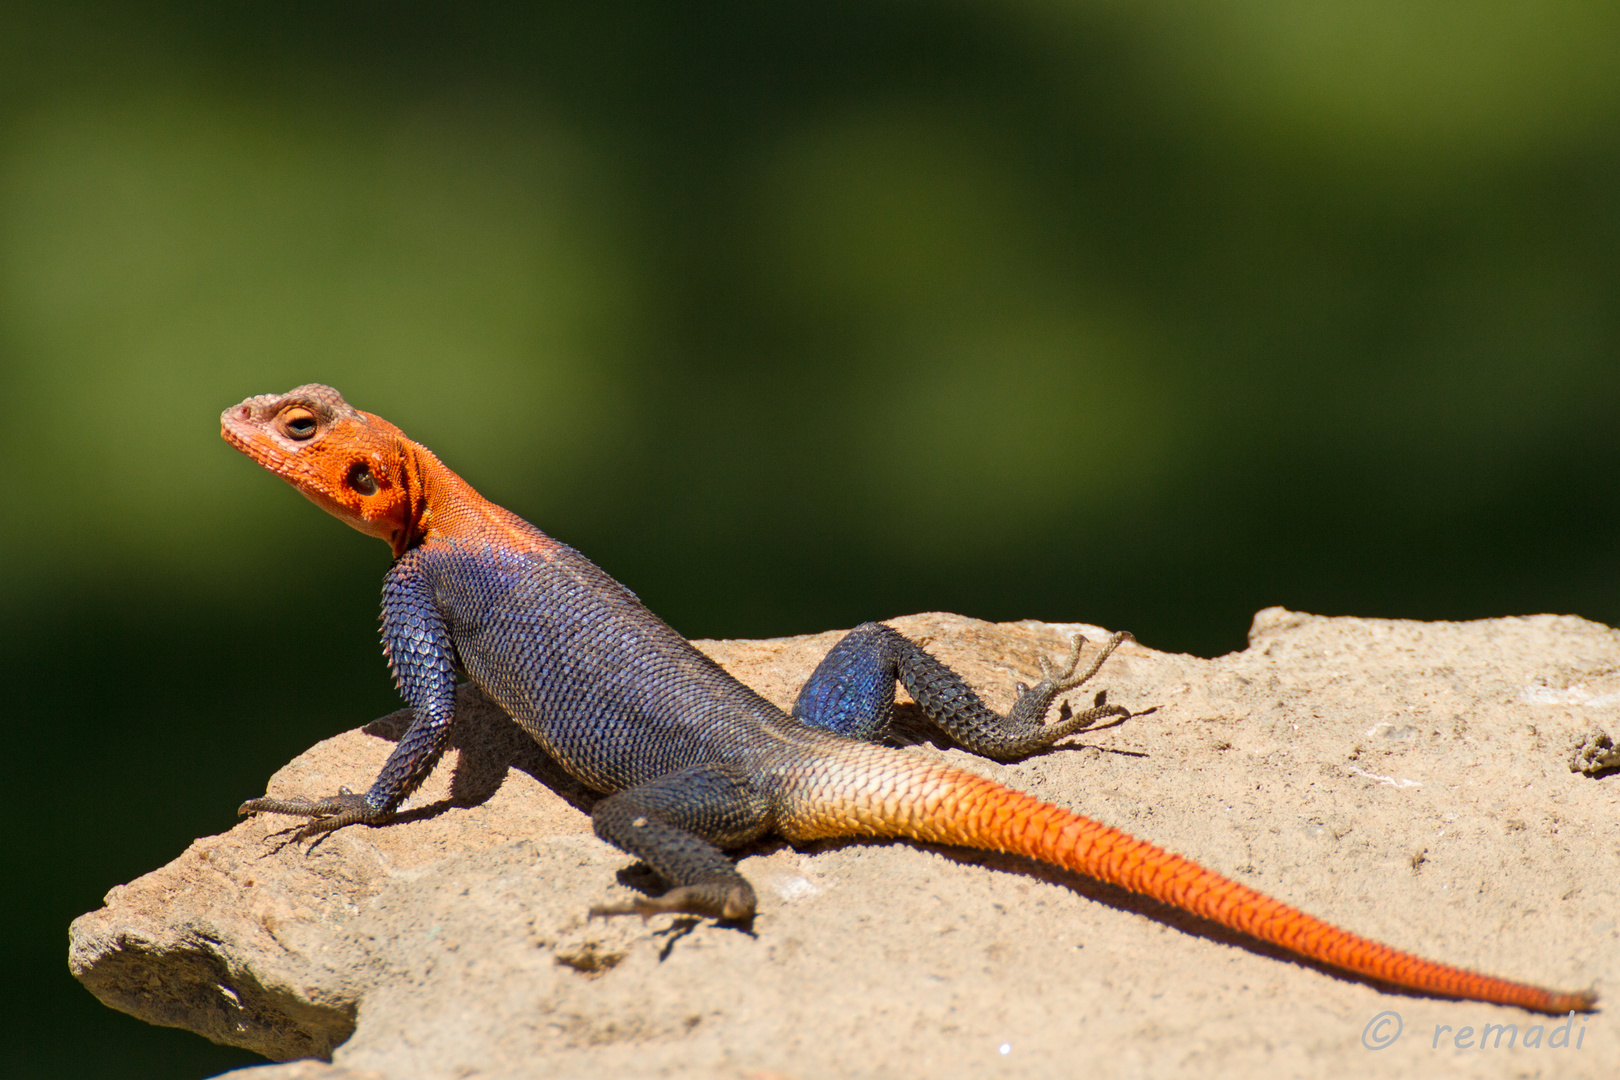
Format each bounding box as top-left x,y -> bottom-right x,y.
70,610 -> 1619,1079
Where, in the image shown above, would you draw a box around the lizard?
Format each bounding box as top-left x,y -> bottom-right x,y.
222,383 -> 1595,1015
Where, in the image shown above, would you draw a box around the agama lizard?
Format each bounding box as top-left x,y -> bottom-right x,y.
223,384 -> 1594,1014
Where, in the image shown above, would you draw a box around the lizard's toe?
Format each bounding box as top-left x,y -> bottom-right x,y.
239,790 -> 382,837
588,883 -> 757,923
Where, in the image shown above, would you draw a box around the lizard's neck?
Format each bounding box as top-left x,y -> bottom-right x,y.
391,438 -> 562,561
390,439 -> 497,559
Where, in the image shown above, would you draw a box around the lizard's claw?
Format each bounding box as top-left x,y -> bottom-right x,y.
239,788 -> 386,840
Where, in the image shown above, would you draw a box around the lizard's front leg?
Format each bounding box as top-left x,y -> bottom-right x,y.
240,550 -> 459,838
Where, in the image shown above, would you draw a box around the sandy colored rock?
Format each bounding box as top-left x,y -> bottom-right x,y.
70,610 -> 1619,1078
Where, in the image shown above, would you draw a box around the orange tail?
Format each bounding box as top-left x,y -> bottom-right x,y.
784,752 -> 1595,1014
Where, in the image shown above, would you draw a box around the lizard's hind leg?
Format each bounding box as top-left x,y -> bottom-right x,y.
589,764 -> 774,922
792,621 -> 1131,761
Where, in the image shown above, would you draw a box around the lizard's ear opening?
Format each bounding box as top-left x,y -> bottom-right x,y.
279,406 -> 319,441
347,461 -> 380,497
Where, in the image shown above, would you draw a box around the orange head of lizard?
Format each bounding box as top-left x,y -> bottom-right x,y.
221,384 -> 428,556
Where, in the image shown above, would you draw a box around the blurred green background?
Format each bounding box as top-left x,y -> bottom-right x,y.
6,2 -> 1619,1075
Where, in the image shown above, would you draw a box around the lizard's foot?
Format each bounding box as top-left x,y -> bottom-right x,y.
239,788 -> 387,840
589,883 -> 756,923
991,630 -> 1132,753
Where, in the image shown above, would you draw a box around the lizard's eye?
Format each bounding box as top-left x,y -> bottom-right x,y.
347,462 -> 379,497
280,407 -> 318,440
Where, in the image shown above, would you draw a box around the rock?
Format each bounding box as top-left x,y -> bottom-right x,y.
70,612 -> 1618,1079
1570,728 -> 1620,777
